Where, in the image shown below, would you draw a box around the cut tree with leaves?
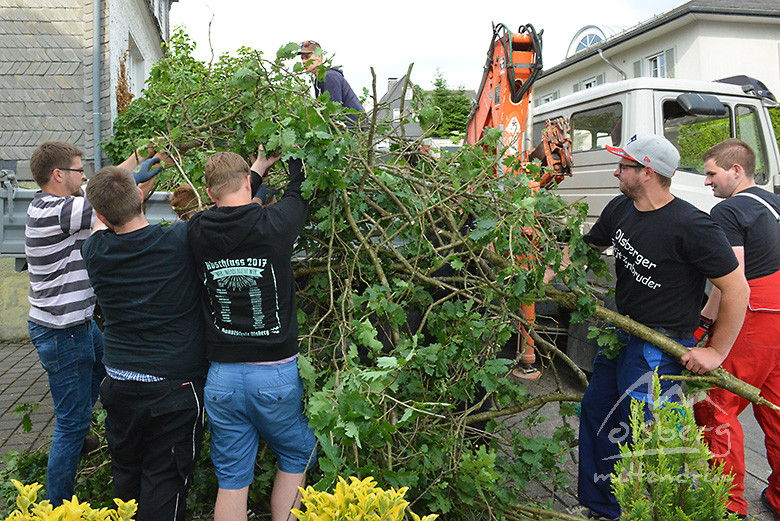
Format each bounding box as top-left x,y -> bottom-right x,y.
99,30 -> 762,520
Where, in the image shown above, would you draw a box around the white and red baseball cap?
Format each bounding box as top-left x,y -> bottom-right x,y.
606,133 -> 680,177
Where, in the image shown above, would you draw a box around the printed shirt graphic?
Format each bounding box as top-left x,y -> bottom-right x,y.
611,227 -> 662,291
204,257 -> 281,337
585,196 -> 737,331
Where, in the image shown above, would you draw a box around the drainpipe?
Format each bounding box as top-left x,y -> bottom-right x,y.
92,0 -> 103,170
597,49 -> 626,81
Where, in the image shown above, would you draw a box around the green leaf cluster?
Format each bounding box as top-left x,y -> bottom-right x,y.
611,372 -> 739,521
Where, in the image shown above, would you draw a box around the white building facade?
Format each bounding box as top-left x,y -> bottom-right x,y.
534,0 -> 780,107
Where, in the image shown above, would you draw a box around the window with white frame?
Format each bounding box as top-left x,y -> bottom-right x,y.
647,52 -> 666,78
573,74 -> 604,92
634,48 -> 675,79
128,38 -> 145,98
534,90 -> 560,107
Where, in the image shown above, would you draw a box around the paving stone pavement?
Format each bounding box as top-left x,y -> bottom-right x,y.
0,339 -> 54,458
0,338 -> 778,519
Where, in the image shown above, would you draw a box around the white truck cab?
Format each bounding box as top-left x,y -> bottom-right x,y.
533,77 -> 780,224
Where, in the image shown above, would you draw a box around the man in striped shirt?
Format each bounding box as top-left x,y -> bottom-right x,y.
24,141 -> 142,505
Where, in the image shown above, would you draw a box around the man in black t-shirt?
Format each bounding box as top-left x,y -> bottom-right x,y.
693,139 -> 780,519
82,162 -> 207,521
577,133 -> 749,520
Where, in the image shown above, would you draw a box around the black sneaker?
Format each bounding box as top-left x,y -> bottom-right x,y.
723,511 -> 747,520
587,510 -> 619,521
81,434 -> 100,455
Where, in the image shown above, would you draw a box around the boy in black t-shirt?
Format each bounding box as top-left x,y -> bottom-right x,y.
694,139 -> 780,519
82,162 -> 207,521
577,133 -> 749,520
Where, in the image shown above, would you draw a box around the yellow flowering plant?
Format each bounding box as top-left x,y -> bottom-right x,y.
4,480 -> 137,521
291,476 -> 437,521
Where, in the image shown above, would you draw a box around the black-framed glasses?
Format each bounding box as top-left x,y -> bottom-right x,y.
617,163 -> 643,173
56,168 -> 85,174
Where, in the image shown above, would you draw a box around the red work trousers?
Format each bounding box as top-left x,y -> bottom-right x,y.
694,270 -> 780,516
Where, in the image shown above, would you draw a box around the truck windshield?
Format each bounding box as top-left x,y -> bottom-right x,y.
663,100 -> 730,175
569,103 -> 622,152
663,100 -> 770,183
735,105 -> 769,184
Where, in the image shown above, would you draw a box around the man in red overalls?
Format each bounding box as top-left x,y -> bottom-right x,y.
694,138 -> 780,519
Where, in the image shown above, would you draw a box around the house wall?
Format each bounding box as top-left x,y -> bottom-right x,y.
0,260 -> 31,341
690,16 -> 780,93
0,0 -> 95,179
534,14 -> 780,108
107,0 -> 165,121
0,0 -> 169,342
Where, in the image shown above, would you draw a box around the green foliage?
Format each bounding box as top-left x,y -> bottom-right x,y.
496,406 -> 577,497
0,410 -> 112,517
769,106 -> 780,152
587,325 -> 623,360
98,31 -> 610,518
611,372 -> 739,521
422,72 -> 473,139
675,117 -> 730,172
0,450 -> 47,515
12,403 -> 40,434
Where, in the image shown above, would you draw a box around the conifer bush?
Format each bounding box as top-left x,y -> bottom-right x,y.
611,373 -> 740,521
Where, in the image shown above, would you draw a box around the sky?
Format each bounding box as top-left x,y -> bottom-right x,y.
169,0 -> 688,97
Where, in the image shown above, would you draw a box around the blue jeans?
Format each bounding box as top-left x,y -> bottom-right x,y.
577,331 -> 694,519
28,320 -> 105,505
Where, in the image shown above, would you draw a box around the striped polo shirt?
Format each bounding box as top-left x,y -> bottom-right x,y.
25,189 -> 97,328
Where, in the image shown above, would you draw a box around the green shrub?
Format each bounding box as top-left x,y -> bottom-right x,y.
611,372 -> 739,520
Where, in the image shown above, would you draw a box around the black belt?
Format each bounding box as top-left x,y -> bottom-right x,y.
654,327 -> 693,339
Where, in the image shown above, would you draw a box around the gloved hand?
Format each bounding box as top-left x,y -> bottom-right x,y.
131,157 -> 163,184
254,182 -> 281,205
693,315 -> 714,346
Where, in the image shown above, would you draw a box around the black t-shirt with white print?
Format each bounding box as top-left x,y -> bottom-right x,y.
710,186 -> 780,281
585,195 -> 738,332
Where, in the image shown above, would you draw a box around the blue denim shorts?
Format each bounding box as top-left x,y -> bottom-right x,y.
204,360 -> 317,489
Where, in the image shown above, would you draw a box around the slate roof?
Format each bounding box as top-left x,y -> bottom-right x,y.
0,3 -> 90,166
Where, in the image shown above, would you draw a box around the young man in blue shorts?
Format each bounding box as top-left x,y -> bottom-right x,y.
186,151 -> 316,521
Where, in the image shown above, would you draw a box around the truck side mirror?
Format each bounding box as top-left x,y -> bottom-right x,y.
676,93 -> 727,116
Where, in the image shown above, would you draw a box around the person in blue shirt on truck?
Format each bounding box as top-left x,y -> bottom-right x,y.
298,40 -> 364,124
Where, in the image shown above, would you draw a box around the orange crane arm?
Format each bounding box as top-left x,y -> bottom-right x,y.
466,23 -> 572,188
465,23 -> 543,156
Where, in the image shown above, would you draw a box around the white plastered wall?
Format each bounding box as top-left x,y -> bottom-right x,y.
535,13 -> 780,105
107,0 -> 166,120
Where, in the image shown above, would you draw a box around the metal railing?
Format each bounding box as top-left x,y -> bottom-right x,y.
1,171 -> 179,271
